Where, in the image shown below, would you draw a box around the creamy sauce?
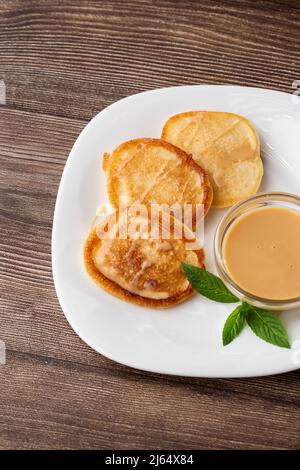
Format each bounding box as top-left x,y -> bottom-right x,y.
223,206 -> 300,300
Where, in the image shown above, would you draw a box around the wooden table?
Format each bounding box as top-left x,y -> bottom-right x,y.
1,0 -> 300,450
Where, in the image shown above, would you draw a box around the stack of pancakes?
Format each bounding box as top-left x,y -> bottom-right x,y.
84,111 -> 263,308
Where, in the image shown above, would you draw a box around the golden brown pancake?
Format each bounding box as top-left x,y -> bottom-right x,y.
84,209 -> 205,308
104,138 -> 213,228
161,111 -> 263,208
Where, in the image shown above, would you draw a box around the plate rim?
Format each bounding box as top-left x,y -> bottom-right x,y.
52,84 -> 300,378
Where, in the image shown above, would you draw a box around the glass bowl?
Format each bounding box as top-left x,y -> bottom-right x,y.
214,192 -> 300,311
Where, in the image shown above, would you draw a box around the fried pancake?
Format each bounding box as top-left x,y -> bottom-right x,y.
104,138 -> 213,227
84,209 -> 205,308
161,111 -> 263,208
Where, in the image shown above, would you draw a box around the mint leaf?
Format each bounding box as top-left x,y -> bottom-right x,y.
245,304 -> 291,349
182,263 -> 239,303
223,305 -> 247,345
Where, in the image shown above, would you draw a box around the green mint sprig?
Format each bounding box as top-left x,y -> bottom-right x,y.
222,305 -> 246,346
182,263 -> 291,349
182,263 -> 239,303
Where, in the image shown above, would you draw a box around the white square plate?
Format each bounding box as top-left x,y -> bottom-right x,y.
52,85 -> 300,377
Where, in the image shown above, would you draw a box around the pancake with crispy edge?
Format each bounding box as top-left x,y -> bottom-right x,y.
161,111 -> 263,208
84,209 -> 205,308
103,138 -> 213,228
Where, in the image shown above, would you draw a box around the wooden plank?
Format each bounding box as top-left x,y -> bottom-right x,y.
1,99 -> 300,451
0,108 -> 101,365
0,0 -> 300,120
1,352 -> 300,449
1,0 -> 300,450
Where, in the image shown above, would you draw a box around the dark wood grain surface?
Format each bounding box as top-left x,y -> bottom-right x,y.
1,0 -> 300,450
